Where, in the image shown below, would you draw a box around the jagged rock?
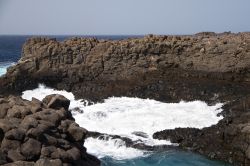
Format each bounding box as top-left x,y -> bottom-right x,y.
1,33 -> 250,104
0,95 -> 100,166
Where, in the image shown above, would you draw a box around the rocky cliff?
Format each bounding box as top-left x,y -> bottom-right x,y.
0,94 -> 100,166
1,32 -> 250,165
1,32 -> 250,103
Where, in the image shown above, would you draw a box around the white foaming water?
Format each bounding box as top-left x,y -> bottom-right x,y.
85,137 -> 147,160
22,84 -> 224,160
0,62 -> 15,76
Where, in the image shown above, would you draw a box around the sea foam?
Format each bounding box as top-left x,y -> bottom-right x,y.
22,84 -> 224,160
0,62 -> 15,76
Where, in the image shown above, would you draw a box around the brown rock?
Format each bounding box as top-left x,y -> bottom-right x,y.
2,161 -> 35,166
43,94 -> 70,110
5,128 -> 25,141
0,103 -> 10,118
7,150 -> 25,162
35,159 -> 62,166
0,119 -> 15,132
21,138 -> 41,160
1,138 -> 21,151
67,123 -> 87,142
0,95 -> 100,165
20,116 -> 38,130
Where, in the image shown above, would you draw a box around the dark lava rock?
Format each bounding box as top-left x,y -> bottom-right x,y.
42,94 -> 70,110
0,95 -> 100,166
1,33 -> 250,104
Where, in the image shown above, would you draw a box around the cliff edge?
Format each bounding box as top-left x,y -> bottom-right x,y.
1,32 -> 250,102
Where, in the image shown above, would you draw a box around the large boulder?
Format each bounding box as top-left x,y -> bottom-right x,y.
42,94 -> 70,110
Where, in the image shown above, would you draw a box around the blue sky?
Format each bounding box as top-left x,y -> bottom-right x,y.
0,0 -> 249,35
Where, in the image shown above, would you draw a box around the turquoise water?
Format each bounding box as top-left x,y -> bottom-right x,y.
101,151 -> 230,166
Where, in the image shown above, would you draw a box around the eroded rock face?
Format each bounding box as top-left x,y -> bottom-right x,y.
1,32 -> 250,103
0,95 -> 100,166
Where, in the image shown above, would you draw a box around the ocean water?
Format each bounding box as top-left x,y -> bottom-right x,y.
0,36 -> 231,166
22,84 -> 230,166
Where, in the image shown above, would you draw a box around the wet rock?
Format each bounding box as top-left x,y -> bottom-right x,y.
132,131 -> 149,138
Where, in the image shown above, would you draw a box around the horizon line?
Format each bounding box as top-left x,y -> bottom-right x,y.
0,31 -> 249,37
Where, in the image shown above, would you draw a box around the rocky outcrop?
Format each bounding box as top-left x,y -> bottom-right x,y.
1,32 -> 250,165
0,32 -> 250,103
0,95 -> 100,166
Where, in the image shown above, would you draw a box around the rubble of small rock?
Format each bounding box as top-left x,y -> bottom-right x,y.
0,94 -> 100,166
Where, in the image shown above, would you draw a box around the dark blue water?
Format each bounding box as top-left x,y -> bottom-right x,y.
0,36 -> 231,166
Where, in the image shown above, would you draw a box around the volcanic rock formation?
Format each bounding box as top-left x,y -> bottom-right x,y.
1,32 -> 250,165
0,32 -> 250,103
0,94 -> 100,166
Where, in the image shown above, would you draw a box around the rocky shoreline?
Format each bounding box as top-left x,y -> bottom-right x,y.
0,94 -> 100,166
0,32 -> 250,165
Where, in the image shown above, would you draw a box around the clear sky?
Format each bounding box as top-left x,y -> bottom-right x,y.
0,0 -> 249,35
